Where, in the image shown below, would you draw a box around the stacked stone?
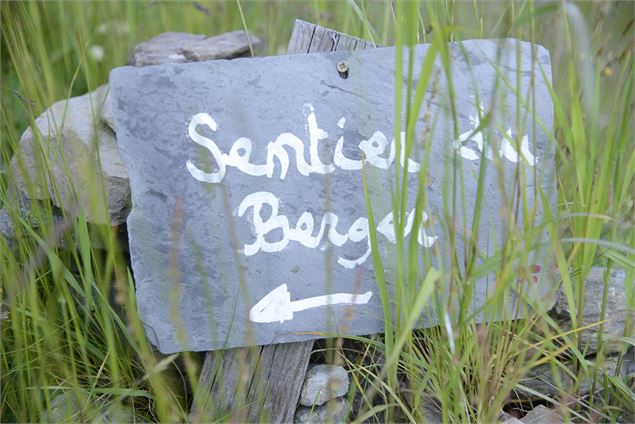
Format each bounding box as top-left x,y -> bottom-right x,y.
294,364 -> 350,424
1,30 -> 259,247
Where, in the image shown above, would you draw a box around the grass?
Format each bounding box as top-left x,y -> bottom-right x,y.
1,0 -> 634,423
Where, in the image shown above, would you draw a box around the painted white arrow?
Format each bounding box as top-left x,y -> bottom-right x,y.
249,283 -> 373,324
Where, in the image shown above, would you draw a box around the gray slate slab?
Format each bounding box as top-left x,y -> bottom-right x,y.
110,39 -> 556,354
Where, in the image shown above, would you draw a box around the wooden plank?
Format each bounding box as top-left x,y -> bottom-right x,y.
287,19 -> 378,54
243,341 -> 315,423
189,20 -> 376,423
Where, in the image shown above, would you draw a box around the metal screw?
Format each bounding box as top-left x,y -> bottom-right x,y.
336,61 -> 349,79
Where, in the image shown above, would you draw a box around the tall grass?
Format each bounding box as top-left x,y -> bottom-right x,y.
1,1 -> 633,423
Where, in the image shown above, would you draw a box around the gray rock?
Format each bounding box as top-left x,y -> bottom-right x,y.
521,405 -> 562,424
294,397 -> 346,424
0,207 -> 15,249
100,85 -> 115,132
41,392 -> 83,422
519,362 -> 576,398
421,404 -> 443,423
622,347 -> 635,377
128,32 -> 195,66
502,418 -> 523,424
0,191 -> 66,251
618,410 -> 635,424
519,355 -> 631,398
93,403 -> 137,423
0,299 -> 8,321
128,31 -> 259,67
180,30 -> 260,61
41,393 -> 138,423
300,364 -> 349,407
499,411 -> 519,422
554,267 -> 632,353
10,86 -> 130,225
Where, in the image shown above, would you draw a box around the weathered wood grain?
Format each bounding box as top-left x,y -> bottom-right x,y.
190,20 -> 376,423
287,19 -> 377,54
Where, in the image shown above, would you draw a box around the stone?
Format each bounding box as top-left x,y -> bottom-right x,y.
519,361 -> 576,398
129,32 -> 197,66
618,410 -> 635,424
40,392 -> 83,422
521,405 -> 562,424
500,410 -> 520,422
502,418 -> 523,424
180,30 -> 260,62
421,403 -> 443,423
9,86 -> 130,225
110,39 -> 555,353
554,267 -> 632,353
93,403 -> 137,423
294,397 -> 346,424
300,364 -> 349,407
41,393 -> 138,423
0,299 -> 8,321
100,85 -> 115,132
518,355 -> 630,398
128,31 -> 259,67
0,191 -> 66,251
0,207 -> 15,250
622,347 -> 635,377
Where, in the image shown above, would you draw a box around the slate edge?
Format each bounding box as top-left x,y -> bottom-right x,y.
108,68 -> 162,350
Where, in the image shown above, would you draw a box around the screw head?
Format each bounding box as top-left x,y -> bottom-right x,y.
336,61 -> 349,73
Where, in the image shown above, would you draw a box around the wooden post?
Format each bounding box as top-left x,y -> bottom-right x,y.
189,20 -> 376,423
287,19 -> 377,53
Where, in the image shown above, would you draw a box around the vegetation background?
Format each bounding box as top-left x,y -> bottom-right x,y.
1,0 -> 633,423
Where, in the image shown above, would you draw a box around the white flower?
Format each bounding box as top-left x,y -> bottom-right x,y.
89,45 -> 104,62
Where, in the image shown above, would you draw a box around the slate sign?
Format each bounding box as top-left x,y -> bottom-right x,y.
110,39 -> 555,354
